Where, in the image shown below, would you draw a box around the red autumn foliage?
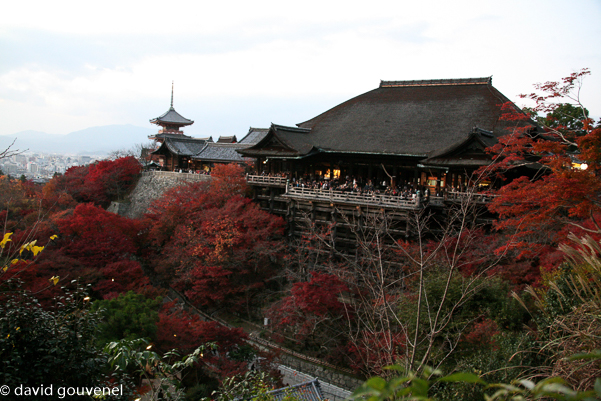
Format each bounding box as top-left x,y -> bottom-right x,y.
54,203 -> 146,270
156,305 -> 249,377
0,202 -> 155,300
147,164 -> 285,310
267,272 -> 349,338
146,164 -> 249,245
462,318 -> 500,350
346,330 -> 406,375
95,260 -> 158,300
56,156 -> 141,207
0,177 -> 45,233
482,69 -> 601,273
275,272 -> 348,319
208,162 -> 249,200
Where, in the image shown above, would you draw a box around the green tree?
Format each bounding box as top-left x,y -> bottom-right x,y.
538,103 -> 590,137
0,283 -> 133,400
105,338 -> 215,401
92,291 -> 161,346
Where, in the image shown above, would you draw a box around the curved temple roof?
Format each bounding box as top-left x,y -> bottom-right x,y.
150,106 -> 194,126
150,83 -> 194,127
239,77 -> 538,160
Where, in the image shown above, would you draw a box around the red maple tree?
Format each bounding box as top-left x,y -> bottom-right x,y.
146,164 -> 285,312
55,156 -> 141,207
483,69 -> 601,272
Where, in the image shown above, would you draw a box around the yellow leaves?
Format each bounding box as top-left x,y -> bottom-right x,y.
0,233 -> 12,249
31,246 -> 44,256
2,259 -> 19,273
0,233 -> 56,274
6,328 -> 20,339
49,276 -> 59,286
19,240 -> 45,257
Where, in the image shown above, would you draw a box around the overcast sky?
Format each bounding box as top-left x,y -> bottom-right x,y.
1,0 -> 600,139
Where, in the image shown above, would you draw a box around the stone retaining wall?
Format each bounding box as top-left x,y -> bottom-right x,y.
110,171 -> 210,219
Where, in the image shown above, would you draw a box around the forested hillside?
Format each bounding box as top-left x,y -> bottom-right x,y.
0,70 -> 600,400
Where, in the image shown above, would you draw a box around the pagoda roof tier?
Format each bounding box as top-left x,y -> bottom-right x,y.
150,106 -> 194,127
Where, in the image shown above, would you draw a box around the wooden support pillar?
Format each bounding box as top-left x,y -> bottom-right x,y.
331,206 -> 337,254
269,187 -> 275,213
288,200 -> 296,238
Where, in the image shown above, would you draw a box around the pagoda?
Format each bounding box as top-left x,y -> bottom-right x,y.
149,82 -> 194,142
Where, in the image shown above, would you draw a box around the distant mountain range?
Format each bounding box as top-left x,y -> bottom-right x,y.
0,125 -> 157,155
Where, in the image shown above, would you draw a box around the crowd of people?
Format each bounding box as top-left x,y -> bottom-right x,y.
255,171 -> 489,200
257,172 -> 437,199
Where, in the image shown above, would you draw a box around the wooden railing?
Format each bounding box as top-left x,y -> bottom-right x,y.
284,186 -> 422,209
246,174 -> 497,207
246,174 -> 287,186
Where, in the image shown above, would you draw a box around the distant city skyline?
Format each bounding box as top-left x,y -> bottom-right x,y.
2,0 -> 600,138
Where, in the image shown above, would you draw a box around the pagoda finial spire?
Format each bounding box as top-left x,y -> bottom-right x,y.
170,81 -> 174,108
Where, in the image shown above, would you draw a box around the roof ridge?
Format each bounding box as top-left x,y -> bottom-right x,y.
272,123 -> 311,133
380,77 -> 492,88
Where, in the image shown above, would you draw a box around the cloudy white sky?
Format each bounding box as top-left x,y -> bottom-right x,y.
1,0 -> 600,138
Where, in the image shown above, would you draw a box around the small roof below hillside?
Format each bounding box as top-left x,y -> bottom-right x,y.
268,379 -> 324,401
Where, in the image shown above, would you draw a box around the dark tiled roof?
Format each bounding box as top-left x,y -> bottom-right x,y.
421,128 -> 498,167
238,124 -> 316,158
293,77 -> 532,157
150,106 -> 194,126
193,143 -> 251,163
380,77 -> 491,87
217,135 -> 237,143
149,132 -> 193,140
268,380 -> 324,401
238,127 -> 269,145
152,137 -> 209,156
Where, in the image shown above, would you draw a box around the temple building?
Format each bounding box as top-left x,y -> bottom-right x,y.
149,83 -> 195,142
240,77 -> 536,190
238,77 -> 539,243
149,85 -> 265,172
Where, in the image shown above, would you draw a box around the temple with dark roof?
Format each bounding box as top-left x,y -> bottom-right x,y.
149,82 -> 195,142
148,84 -> 266,171
239,77 -> 539,242
150,125 -> 267,172
240,77 -> 535,187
